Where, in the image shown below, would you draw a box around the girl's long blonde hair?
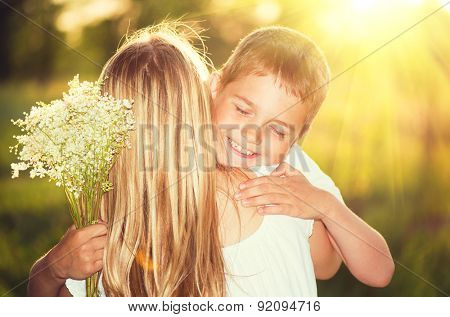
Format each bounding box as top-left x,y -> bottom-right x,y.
98,22 -> 226,296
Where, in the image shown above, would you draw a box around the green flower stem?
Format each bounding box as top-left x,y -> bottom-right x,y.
65,185 -> 104,296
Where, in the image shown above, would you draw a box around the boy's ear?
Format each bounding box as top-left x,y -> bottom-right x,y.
209,71 -> 221,100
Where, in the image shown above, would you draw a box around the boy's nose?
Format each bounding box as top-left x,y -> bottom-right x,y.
241,125 -> 262,145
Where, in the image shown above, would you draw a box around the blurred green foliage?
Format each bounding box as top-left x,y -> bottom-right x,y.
1,0 -> 449,296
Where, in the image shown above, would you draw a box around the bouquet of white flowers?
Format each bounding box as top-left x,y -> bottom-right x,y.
9,75 -> 135,296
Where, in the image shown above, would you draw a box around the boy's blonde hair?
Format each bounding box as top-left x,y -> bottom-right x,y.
218,26 -> 331,138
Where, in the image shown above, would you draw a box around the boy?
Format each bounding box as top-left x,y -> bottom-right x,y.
209,26 -> 395,287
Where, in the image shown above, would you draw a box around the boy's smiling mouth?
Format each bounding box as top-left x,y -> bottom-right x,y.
226,137 -> 260,159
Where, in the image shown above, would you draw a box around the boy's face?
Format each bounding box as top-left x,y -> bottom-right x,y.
210,72 -> 309,169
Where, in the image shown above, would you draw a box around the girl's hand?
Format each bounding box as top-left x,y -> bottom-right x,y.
47,221 -> 108,281
234,162 -> 334,220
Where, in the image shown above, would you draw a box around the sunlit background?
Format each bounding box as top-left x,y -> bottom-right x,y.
1,0 -> 449,296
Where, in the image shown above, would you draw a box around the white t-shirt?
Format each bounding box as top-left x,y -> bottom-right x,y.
65,144 -> 344,296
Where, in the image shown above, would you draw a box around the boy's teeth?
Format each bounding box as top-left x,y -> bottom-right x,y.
228,138 -> 255,156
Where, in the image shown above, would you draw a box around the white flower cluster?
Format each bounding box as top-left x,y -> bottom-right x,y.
9,74 -> 135,198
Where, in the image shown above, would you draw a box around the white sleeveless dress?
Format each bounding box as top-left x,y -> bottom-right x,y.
65,144 -> 344,296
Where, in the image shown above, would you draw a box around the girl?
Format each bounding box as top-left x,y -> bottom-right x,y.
28,21 -> 287,297
28,22 -> 227,296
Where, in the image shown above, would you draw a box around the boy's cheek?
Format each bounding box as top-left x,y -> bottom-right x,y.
213,110 -> 238,127
263,139 -> 290,165
215,120 -> 247,140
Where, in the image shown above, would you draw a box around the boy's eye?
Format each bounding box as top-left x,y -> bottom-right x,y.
270,125 -> 286,138
234,105 -> 251,116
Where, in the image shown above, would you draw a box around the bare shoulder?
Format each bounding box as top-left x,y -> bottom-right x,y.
216,168 -> 263,247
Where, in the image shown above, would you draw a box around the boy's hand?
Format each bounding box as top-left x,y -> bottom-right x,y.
47,221 -> 108,281
234,162 -> 333,220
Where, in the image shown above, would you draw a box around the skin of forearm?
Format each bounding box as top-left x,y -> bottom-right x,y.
314,246 -> 342,280
310,220 -> 343,280
27,249 -> 66,296
319,193 -> 395,287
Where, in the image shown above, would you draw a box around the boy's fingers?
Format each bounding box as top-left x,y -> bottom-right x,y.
240,175 -> 284,189
242,193 -> 289,207
270,162 -> 290,176
235,184 -> 281,200
258,204 -> 290,215
273,162 -> 301,177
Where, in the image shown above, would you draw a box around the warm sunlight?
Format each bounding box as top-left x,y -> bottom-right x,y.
1,0 -> 449,301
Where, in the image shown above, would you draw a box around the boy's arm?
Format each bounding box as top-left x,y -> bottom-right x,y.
308,220 -> 342,280
285,145 -> 394,285
282,144 -> 345,279
315,192 -> 395,287
236,162 -> 395,288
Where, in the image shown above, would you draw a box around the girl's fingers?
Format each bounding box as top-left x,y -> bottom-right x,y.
242,193 -> 289,207
68,224 -> 76,231
63,224 -> 76,238
72,224 -> 107,246
93,249 -> 104,262
90,235 -> 107,250
80,223 -> 108,238
93,259 -> 103,273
